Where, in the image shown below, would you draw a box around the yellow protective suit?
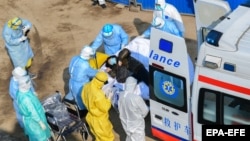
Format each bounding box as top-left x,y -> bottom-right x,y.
81,72 -> 114,141
89,52 -> 109,69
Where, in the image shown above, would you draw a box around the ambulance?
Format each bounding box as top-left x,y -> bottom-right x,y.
149,0 -> 250,141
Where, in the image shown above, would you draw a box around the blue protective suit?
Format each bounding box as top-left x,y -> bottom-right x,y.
9,77 -> 36,128
188,54 -> 195,85
91,24 -> 129,56
2,18 -> 34,68
16,90 -> 51,141
65,56 -> 98,110
142,17 -> 182,38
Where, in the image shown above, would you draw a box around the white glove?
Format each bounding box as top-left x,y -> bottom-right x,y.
33,91 -> 38,96
107,89 -> 114,100
22,25 -> 30,34
19,36 -> 27,42
139,34 -> 145,38
39,121 -> 46,130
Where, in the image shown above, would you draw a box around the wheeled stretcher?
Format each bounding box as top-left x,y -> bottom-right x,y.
42,91 -> 89,141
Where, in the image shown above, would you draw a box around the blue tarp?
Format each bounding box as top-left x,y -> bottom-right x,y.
109,0 -> 248,15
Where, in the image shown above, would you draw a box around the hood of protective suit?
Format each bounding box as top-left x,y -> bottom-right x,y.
92,71 -> 108,88
155,0 -> 166,10
80,46 -> 94,60
125,76 -> 137,94
102,24 -> 113,37
8,17 -> 22,30
18,75 -> 31,92
12,67 -> 27,81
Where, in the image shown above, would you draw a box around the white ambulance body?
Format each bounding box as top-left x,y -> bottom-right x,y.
149,0 -> 250,141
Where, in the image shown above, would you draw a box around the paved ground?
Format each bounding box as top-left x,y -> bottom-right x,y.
0,0 -> 197,140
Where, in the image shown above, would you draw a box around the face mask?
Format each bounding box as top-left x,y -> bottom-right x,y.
108,57 -> 117,65
155,4 -> 162,10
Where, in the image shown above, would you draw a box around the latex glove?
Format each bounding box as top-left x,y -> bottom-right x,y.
107,89 -> 114,100
39,121 -> 46,130
19,36 -> 27,42
22,25 -> 30,34
139,34 -> 145,38
33,91 -> 38,96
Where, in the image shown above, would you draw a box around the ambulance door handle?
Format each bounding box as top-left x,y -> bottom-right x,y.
155,114 -> 162,120
172,111 -> 179,116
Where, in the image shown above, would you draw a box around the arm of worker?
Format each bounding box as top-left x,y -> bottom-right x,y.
21,19 -> 32,36
119,26 -> 129,47
2,27 -> 25,45
90,31 -> 104,51
135,95 -> 149,118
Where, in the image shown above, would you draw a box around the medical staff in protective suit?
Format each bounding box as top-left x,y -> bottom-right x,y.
81,71 -> 115,141
2,17 -> 34,70
142,16 -> 182,39
144,0 -> 185,37
118,76 -> 149,141
65,46 -> 98,111
16,76 -> 51,141
91,23 -> 129,56
9,67 -> 36,128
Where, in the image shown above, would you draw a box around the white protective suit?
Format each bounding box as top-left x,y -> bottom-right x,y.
118,76 -> 149,141
9,67 -> 36,128
154,0 -> 185,37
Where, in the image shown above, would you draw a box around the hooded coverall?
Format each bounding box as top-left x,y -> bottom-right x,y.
154,0 -> 185,37
81,73 -> 114,141
118,76 -> 149,141
66,55 -> 98,110
17,90 -> 51,141
9,77 -> 35,128
91,24 -> 129,56
2,18 -> 34,68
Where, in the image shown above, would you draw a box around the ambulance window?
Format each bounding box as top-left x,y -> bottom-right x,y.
224,96 -> 250,125
198,88 -> 219,124
202,91 -> 216,122
159,38 -> 173,53
149,66 -> 187,112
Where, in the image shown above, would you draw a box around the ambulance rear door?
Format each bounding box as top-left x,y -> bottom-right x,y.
193,0 -> 231,50
149,28 -> 192,141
